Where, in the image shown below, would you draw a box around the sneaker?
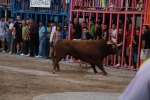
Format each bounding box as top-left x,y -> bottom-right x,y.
15,52 -> 19,55
109,63 -> 113,66
102,64 -> 106,67
66,59 -> 73,63
2,50 -> 5,53
116,64 -> 120,68
9,52 -> 12,54
123,64 -> 128,68
20,53 -> 25,56
0,48 -> 3,51
25,54 -> 30,57
36,55 -> 42,58
131,66 -> 135,69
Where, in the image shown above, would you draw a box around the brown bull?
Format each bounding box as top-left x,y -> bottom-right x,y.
51,39 -> 119,75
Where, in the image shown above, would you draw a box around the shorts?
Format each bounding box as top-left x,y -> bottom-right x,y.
126,47 -> 133,56
55,0 -> 59,5
5,34 -> 10,43
118,49 -> 122,56
140,49 -> 150,60
0,35 -> 5,41
134,53 -> 138,62
10,34 -> 14,43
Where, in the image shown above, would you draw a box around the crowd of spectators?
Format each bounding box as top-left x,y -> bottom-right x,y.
66,17 -> 150,69
74,0 -> 144,11
0,16 -> 68,59
0,15 -> 150,69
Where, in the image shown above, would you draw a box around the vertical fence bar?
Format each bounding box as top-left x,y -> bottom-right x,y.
108,13 -> 112,66
114,13 -> 120,66
144,0 -> 148,24
137,14 -> 143,70
121,14 -> 127,68
128,14 -> 135,69
96,13 -> 98,22
76,11 -> 78,18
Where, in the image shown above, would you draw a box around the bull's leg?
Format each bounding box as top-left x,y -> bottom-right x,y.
56,63 -> 60,72
96,63 -> 108,76
90,64 -> 98,73
53,56 -> 64,74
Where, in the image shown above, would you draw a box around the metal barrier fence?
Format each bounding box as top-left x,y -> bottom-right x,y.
68,0 -> 149,70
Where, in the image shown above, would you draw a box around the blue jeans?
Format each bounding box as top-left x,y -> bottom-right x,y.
38,39 -> 45,56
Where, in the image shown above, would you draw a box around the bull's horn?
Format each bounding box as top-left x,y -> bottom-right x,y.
107,41 -> 113,44
117,44 -> 121,46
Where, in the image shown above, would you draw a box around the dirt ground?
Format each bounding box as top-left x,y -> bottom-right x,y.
0,53 -> 136,100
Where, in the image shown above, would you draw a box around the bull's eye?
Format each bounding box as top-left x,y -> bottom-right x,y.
112,45 -> 115,48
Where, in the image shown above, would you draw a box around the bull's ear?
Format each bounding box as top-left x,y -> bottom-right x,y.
112,45 -> 116,48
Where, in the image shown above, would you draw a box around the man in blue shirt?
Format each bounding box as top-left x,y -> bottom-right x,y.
36,21 -> 45,58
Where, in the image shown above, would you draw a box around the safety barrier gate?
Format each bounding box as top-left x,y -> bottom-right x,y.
69,0 -> 149,70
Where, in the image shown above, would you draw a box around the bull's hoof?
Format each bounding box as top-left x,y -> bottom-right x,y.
103,73 -> 108,76
56,68 -> 60,72
94,71 -> 98,73
52,70 -> 56,74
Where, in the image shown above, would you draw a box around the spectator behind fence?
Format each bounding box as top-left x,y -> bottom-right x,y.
55,0 -> 59,12
66,18 -> 82,63
36,21 -> 46,58
49,20 -> 56,58
26,18 -> 39,57
124,23 -> 134,68
82,27 -> 93,40
61,0 -> 69,12
140,25 -> 150,62
95,22 -> 102,40
5,17 -> 11,52
51,25 -> 62,57
81,21 -> 88,40
25,20 -> 31,57
116,28 -> 125,68
0,17 -> 6,53
89,19 -> 95,37
13,15 -> 22,55
45,21 -> 51,59
63,25 -> 68,39
9,17 -> 15,54
132,27 -> 140,69
20,20 -> 29,56
110,23 -> 117,66
102,23 -> 109,67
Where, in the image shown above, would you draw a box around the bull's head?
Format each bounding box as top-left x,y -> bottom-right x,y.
107,41 -> 119,55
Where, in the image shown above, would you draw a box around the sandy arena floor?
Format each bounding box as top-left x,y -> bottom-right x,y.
0,53 -> 136,100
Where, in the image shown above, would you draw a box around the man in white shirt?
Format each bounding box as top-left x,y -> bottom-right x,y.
5,17 -> 11,52
49,20 -> 56,58
0,17 -> 7,53
120,59 -> 150,100
9,17 -> 14,54
109,23 -> 117,66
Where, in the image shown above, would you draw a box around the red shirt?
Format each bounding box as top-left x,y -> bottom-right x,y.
126,31 -> 132,47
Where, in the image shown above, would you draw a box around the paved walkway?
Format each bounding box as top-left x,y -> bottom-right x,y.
33,92 -> 121,100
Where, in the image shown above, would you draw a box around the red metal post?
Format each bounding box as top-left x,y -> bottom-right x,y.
128,14 -> 135,69
144,0 -> 148,24
136,14 -> 143,70
114,13 -> 120,66
107,13 -> 112,66
121,14 -> 127,68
